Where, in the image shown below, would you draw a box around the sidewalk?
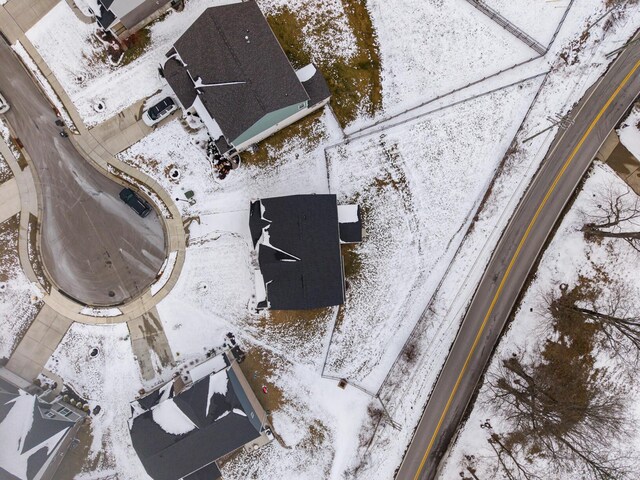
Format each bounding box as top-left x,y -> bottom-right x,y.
0,1 -> 186,384
0,22 -> 187,320
0,0 -> 58,40
0,177 -> 20,222
6,304 -> 73,382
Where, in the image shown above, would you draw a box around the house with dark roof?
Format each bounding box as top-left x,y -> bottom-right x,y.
162,0 -> 331,161
129,351 -> 271,480
0,368 -> 84,480
93,0 -> 175,39
250,194 -> 362,310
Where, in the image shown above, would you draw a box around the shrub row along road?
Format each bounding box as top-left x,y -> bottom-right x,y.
0,39 -> 165,306
397,36 -> 640,480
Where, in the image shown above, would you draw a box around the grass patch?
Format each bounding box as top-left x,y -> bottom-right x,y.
238,346 -> 284,414
254,307 -> 333,346
120,29 -> 152,66
266,0 -> 382,127
241,109 -> 325,167
342,243 -> 362,280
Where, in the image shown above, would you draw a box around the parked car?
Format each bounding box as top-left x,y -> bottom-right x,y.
0,92 -> 9,114
142,96 -> 177,126
119,188 -> 151,217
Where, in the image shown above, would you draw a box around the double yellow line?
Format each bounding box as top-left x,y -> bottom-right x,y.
413,57 -> 640,480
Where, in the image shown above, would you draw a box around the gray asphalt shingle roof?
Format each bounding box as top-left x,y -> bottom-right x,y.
0,380 -> 76,480
251,194 -> 345,310
130,366 -> 262,480
165,0 -> 309,143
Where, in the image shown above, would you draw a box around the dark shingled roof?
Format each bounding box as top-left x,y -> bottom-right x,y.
250,194 -> 345,310
184,462 -> 222,480
95,2 -> 116,29
339,206 -> 362,243
163,52 -> 197,109
165,0 -> 309,143
23,405 -> 73,453
0,380 -> 77,480
301,68 -> 331,107
130,369 -> 262,480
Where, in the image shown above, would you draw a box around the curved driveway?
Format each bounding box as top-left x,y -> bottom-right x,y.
0,40 -> 165,306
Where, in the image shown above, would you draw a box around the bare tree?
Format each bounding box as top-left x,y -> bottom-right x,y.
550,281 -> 640,363
582,183 -> 640,251
486,347 -> 631,480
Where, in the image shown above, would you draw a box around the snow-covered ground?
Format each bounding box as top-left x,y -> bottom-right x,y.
440,162 -> 640,479
619,104 -> 640,159
484,0 -> 572,46
118,109 -> 340,217
0,215 -> 41,359
366,0 -> 535,120
324,78 -> 542,391
11,0 -> 640,479
257,0 -> 358,62
26,0 -> 238,126
354,3 -> 640,479
45,323 -> 152,479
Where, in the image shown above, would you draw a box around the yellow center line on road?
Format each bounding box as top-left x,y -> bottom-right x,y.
412,58 -> 640,480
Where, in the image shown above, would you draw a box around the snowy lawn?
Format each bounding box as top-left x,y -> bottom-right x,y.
484,0 -> 572,46
45,322 -> 152,479
31,1 -> 640,480
0,215 -> 42,359
440,163 -> 640,479
364,0 -> 535,122
353,4 -> 640,478
26,0 -> 237,126
324,78 -> 542,391
619,103 -> 640,159
118,109 -> 340,218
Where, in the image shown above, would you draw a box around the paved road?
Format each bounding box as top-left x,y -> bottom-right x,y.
397,38 -> 640,480
0,39 -> 165,306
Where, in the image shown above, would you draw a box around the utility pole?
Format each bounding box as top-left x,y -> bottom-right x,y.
522,112 -> 574,143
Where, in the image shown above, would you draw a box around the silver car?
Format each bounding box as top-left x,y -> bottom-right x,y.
0,92 -> 9,114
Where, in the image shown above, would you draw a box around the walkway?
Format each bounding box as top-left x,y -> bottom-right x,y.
6,304 -> 73,382
0,177 -> 20,222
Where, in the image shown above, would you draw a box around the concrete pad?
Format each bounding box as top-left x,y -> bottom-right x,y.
6,353 -> 42,382
15,335 -> 42,358
41,328 -> 65,351
128,308 -> 175,381
4,0 -> 58,32
0,178 -> 20,223
0,7 -> 23,43
23,318 -> 49,342
6,305 -> 72,382
50,313 -> 74,335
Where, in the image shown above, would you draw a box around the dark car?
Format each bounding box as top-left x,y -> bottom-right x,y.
143,96 -> 177,126
119,188 -> 151,217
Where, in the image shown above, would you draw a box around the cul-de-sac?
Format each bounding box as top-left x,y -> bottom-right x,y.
1,1 -> 640,479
